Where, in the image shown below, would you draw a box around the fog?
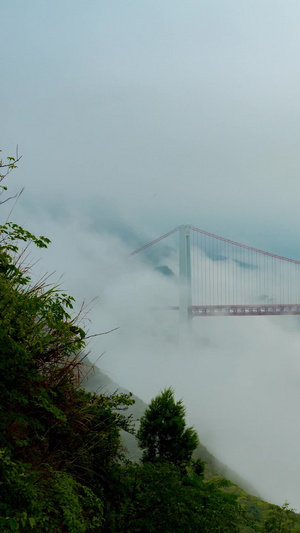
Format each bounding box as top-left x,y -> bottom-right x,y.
3,0 -> 300,511
94,237 -> 300,510
6,202 -> 300,509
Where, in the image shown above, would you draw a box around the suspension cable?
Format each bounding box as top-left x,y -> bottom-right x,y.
128,227 -> 179,256
191,226 -> 300,265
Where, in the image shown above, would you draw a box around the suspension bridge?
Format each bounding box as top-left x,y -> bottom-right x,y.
130,225 -> 300,320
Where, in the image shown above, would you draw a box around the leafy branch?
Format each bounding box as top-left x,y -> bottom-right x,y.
0,147 -> 22,204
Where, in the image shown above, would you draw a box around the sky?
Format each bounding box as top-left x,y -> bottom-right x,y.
2,0 -> 300,509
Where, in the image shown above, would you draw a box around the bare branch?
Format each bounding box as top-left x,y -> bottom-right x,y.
0,193 -> 18,205
85,327 -> 119,339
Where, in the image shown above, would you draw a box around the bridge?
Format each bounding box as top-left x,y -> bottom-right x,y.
130,225 -> 300,320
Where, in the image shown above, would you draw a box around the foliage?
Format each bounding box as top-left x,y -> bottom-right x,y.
0,231 -> 134,530
0,450 -> 104,532
262,501 -> 300,532
136,387 -> 199,469
121,387 -> 252,532
0,154 -> 134,531
106,460 -> 250,532
0,221 -> 51,283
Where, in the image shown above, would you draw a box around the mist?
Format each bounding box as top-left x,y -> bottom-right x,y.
6,201 -> 300,510
3,0 -> 300,513
95,235 -> 300,511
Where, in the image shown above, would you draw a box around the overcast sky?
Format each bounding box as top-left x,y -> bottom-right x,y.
3,0 -> 300,510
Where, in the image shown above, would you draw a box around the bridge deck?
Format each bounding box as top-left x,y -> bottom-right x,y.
188,304 -> 300,317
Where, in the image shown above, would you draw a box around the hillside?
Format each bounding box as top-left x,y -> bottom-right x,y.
84,360 -> 258,492
83,360 -> 300,532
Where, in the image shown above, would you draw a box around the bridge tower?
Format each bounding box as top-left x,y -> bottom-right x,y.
178,225 -> 192,322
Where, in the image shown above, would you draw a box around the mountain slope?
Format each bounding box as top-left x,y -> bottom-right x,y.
83,361 -> 258,494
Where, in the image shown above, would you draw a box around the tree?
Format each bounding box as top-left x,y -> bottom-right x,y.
136,387 -> 199,469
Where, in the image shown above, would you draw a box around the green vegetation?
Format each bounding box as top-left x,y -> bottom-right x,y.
137,387 -> 199,468
1,151 -> 300,531
0,227 -> 133,530
0,152 -> 133,531
262,502 -> 300,532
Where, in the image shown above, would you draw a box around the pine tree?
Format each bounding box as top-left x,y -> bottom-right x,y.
136,387 -> 199,468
